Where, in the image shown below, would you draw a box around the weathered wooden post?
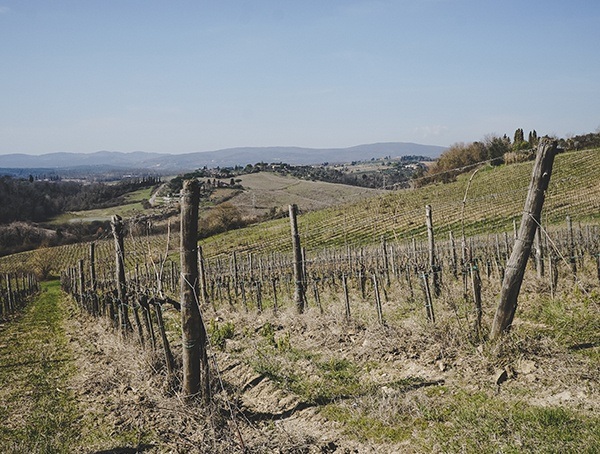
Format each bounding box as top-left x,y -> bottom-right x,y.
198,245 -> 210,308
534,226 -> 544,278
180,179 -> 210,401
566,215 -> 577,280
372,273 -> 384,325
111,215 -> 130,334
425,205 -> 440,296
289,204 -> 306,313
471,261 -> 482,339
449,231 -> 458,279
154,299 -> 174,375
342,273 -> 351,320
78,259 -> 85,309
491,139 -> 557,340
6,274 -> 14,313
90,242 -> 99,315
381,236 -> 390,287
421,273 -> 435,323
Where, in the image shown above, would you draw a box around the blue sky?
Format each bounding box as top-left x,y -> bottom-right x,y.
1,1 -> 599,155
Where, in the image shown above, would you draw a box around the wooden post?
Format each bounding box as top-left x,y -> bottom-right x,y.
289,204 -> 306,313
449,231 -> 458,279
198,245 -> 210,308
534,225 -> 544,278
381,236 -> 390,287
271,278 -> 278,314
180,179 -> 209,401
6,275 -> 13,313
566,215 -> 577,280
154,300 -> 174,375
491,139 -> 557,340
78,259 -> 85,309
471,261 -> 482,339
111,215 -> 130,334
342,273 -> 351,320
255,280 -> 263,313
90,242 -> 99,315
422,273 -> 435,323
372,274 -> 384,325
312,279 -> 323,314
425,205 -> 440,296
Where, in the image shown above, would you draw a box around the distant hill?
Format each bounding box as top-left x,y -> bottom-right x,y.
0,142 -> 445,173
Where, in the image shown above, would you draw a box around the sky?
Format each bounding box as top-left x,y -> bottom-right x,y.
1,1 -> 599,155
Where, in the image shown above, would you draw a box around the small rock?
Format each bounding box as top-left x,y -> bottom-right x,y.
495,369 -> 508,386
321,441 -> 338,453
381,386 -> 394,396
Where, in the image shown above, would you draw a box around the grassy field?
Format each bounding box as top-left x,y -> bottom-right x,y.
49,186 -> 155,224
230,172 -> 385,219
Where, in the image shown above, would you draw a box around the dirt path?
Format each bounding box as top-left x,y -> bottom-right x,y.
0,281 -> 80,453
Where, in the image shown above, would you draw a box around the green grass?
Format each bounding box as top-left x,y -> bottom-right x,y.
0,281 -> 157,452
249,336 -> 367,404
0,280 -> 80,453
322,389 -> 600,452
48,186 -> 154,224
524,290 -> 600,361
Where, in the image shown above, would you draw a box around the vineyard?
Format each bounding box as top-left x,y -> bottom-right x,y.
0,145 -> 599,452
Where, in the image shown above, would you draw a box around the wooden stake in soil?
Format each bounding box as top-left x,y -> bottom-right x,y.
566,215 -> 577,280
78,259 -> 85,309
471,262 -> 483,339
425,205 -> 441,296
421,273 -> 435,323
372,273 -> 384,325
289,204 -> 306,313
180,179 -> 210,401
153,299 -> 174,375
111,215 -> 130,334
89,243 -> 98,315
491,139 -> 558,340
534,225 -> 544,278
342,273 -> 351,320
198,245 -> 210,309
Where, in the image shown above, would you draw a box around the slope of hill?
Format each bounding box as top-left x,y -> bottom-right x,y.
227,172 -> 385,220
199,148 -> 600,258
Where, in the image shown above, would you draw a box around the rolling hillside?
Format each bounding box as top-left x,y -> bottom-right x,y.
0,148 -> 598,275
227,172 -> 385,219
199,148 -> 600,259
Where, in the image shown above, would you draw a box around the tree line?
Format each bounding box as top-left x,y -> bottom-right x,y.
0,176 -> 161,257
0,176 -> 160,224
419,128 -> 600,186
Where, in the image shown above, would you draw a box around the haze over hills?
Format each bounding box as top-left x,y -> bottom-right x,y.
0,142 -> 445,172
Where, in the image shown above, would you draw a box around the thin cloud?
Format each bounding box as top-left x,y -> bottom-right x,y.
414,125 -> 449,138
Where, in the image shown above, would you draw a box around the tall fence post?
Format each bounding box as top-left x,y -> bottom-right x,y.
90,242 -> 98,315
289,204 -> 306,313
426,205 -> 440,296
180,179 -> 210,402
491,139 -> 557,340
111,215 -> 130,334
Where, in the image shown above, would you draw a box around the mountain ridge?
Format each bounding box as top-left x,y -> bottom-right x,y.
0,142 -> 445,172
